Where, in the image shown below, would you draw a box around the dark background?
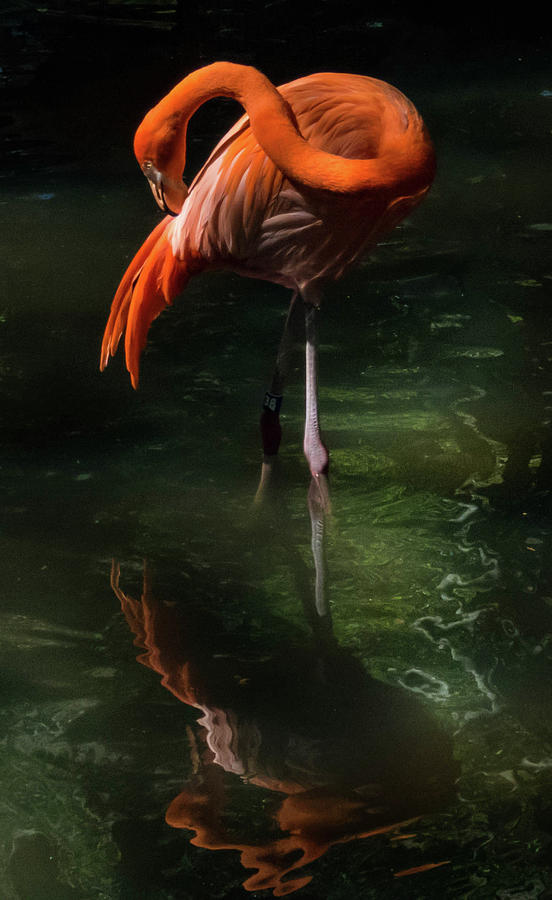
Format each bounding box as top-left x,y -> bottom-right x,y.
2,5 -> 552,900
2,0 -> 549,176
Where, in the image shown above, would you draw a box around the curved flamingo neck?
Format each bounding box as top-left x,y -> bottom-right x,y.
133,62 -> 435,198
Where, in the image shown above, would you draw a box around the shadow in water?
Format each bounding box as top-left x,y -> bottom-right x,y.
112,520 -> 459,895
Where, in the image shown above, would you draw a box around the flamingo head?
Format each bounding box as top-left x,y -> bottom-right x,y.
134,111 -> 189,216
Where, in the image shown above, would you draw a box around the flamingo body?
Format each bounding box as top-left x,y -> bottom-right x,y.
101,67 -> 435,390
173,74 -> 428,292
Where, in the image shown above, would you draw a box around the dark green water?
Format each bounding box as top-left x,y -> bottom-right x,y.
2,6 -> 552,898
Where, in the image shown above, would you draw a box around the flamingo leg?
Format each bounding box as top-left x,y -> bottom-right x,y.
304,304 -> 330,510
303,304 -> 331,634
268,292 -> 299,406
303,303 -> 332,646
255,292 -> 300,502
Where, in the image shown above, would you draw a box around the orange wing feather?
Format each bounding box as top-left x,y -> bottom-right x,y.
101,215 -> 199,387
101,216 -> 172,371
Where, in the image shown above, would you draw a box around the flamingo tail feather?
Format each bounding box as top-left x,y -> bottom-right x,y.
100,216 -> 195,388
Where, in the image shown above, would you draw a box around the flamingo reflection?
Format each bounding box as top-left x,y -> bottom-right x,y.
112,551 -> 457,895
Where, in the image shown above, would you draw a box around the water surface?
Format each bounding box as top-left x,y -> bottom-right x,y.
1,9 -> 552,898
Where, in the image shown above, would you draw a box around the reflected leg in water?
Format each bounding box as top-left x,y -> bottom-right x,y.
307,475 -> 332,635
111,552 -> 458,896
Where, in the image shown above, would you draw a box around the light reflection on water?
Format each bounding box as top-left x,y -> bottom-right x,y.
108,559 -> 457,896
2,53 -> 552,900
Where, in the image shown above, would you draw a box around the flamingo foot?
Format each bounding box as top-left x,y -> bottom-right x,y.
254,456 -> 278,505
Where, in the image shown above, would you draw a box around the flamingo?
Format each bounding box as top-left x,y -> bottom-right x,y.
100,62 -> 435,504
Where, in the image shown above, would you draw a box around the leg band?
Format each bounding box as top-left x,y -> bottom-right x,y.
262,391 -> 283,414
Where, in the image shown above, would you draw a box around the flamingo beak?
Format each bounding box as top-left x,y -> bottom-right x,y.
142,163 -> 187,216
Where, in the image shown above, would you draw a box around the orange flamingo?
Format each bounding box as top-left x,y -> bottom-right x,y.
100,62 -> 435,499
